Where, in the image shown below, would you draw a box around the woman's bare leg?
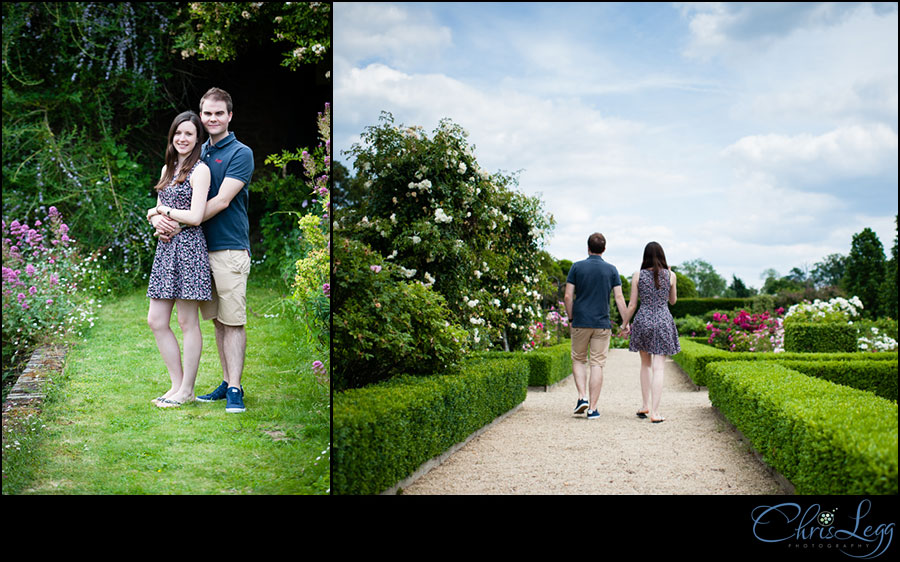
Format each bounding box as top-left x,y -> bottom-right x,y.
148,299 -> 182,400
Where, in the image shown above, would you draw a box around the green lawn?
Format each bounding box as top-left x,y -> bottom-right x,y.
2,276 -> 329,494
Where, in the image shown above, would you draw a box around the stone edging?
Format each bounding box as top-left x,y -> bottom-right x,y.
2,345 -> 67,435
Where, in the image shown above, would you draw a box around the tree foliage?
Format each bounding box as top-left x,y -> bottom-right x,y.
172,2 -> 330,70
677,258 -> 726,297
843,227 -> 885,318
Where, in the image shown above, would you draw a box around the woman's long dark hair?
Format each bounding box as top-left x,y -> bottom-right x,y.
153,111 -> 206,192
640,241 -> 669,289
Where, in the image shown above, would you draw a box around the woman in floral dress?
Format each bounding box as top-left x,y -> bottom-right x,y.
145,111 -> 212,408
621,242 -> 680,423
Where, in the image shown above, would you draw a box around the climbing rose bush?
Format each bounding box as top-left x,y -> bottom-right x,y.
340,112 -> 555,352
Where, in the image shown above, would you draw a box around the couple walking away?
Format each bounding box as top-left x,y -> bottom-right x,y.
565,233 -> 680,423
145,87 -> 254,413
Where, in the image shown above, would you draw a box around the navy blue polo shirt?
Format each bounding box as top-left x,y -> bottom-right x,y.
201,132 -> 253,253
566,255 -> 621,329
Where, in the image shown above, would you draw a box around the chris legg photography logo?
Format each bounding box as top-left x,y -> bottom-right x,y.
750,499 -> 895,558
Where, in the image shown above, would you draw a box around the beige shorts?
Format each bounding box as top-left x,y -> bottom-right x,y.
200,249 -> 251,326
570,327 -> 612,367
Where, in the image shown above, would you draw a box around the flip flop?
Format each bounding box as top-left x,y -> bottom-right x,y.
650,417 -> 666,423
156,396 -> 194,408
636,411 -> 649,419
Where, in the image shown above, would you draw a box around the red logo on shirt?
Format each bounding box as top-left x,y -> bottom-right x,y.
215,158 -> 223,163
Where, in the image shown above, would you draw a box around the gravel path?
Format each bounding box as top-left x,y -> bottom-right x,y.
401,349 -> 789,495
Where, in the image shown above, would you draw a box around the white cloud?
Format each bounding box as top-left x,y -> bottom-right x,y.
335,2 -> 898,292
722,124 -> 899,184
333,2 -> 453,68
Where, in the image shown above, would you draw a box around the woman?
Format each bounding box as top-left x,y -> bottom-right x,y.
145,111 -> 212,408
621,242 -> 680,423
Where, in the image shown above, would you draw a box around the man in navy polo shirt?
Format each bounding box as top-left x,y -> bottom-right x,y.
152,87 -> 254,413
564,232 -> 628,420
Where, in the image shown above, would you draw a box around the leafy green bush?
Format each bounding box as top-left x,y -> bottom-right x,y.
333,354 -> 529,495
675,314 -> 708,336
783,322 -> 858,353
706,361 -> 897,494
332,236 -> 469,391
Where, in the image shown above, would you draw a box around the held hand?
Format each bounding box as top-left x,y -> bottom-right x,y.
152,214 -> 181,235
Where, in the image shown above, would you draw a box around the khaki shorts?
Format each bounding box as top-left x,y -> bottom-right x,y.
570,327 -> 612,367
200,249 -> 251,326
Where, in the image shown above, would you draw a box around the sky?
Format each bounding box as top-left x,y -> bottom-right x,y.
333,2 -> 899,289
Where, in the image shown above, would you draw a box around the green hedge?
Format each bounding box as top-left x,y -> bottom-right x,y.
776,360 -> 898,402
669,298 -> 750,318
784,322 -> 858,353
332,354 -> 530,495
672,338 -> 898,387
477,341 -> 573,387
706,361 -> 898,494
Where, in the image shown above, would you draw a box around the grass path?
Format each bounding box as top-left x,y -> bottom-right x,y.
3,277 -> 329,494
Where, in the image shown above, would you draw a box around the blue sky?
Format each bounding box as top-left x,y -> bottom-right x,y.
333,2 -> 898,289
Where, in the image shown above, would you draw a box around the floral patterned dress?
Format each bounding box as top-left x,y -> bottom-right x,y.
146,160 -> 212,301
629,268 -> 681,356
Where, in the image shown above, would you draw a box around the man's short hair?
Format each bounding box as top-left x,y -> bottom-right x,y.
200,87 -> 234,114
588,233 -> 606,254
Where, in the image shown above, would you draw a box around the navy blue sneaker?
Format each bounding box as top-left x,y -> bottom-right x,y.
586,409 -> 600,420
197,381 -> 243,402
573,398 -> 589,415
225,387 -> 246,413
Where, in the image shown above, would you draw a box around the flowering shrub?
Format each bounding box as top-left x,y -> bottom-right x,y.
291,103 -> 331,381
341,113 -> 555,352
857,327 -> 898,352
705,309 -> 785,352
784,296 -> 863,324
332,237 -> 469,391
2,207 -> 106,371
173,2 -> 331,70
783,296 -> 898,351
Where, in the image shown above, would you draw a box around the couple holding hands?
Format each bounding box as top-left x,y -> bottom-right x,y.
565,233 -> 681,424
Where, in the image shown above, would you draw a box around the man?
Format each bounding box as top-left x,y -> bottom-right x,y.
564,232 -> 628,419
151,87 -> 254,413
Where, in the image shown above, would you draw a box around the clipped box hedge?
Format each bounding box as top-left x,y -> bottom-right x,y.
776,359 -> 898,402
672,338 -> 898,388
706,361 -> 898,494
784,322 -> 858,353
479,341 -> 573,387
332,354 -> 529,495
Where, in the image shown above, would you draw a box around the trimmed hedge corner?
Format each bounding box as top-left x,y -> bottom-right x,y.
525,342 -> 573,387
706,361 -> 898,495
672,337 -> 898,388
776,359 -> 898,402
332,354 -> 529,495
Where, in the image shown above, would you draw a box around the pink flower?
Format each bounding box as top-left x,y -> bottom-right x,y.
25,264 -> 35,276
370,265 -> 382,273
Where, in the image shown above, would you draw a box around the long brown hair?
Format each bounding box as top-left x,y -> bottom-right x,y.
153,111 -> 206,192
640,242 -> 669,289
